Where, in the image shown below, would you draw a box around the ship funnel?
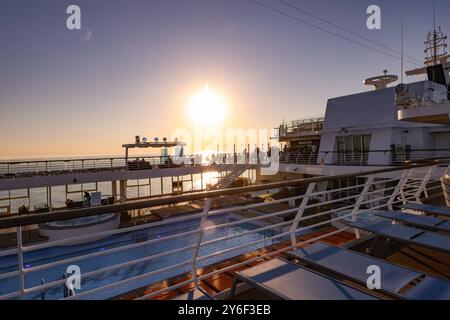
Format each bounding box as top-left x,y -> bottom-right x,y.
364,70 -> 398,90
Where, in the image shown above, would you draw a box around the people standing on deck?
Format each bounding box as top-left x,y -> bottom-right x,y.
310,144 -> 318,164
84,192 -> 91,203
283,145 -> 289,163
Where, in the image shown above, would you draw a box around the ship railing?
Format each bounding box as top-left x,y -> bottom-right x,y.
0,157 -> 128,176
0,153 -> 251,178
279,152 -> 320,165
2,149 -> 450,178
396,94 -> 450,110
278,117 -> 325,138
280,149 -> 450,166
0,161 -> 447,300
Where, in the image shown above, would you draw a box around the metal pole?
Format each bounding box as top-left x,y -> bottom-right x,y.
191,198 -> 212,289
40,278 -> 46,300
387,170 -> 408,211
201,173 -> 204,191
290,183 -> 315,247
351,175 -> 375,239
415,165 -> 435,201
399,170 -> 412,204
17,227 -> 25,300
48,186 -> 53,211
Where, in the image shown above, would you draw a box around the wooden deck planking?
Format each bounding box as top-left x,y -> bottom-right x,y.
387,246 -> 450,280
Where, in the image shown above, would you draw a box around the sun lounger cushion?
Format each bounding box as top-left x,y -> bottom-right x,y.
289,242 -> 450,300
413,232 -> 450,251
289,243 -> 420,294
404,277 -> 450,300
348,220 -> 425,239
373,211 -> 450,232
345,219 -> 450,254
235,258 -> 377,300
402,203 -> 450,217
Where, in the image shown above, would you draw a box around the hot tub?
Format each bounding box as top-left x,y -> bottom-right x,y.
39,213 -> 120,246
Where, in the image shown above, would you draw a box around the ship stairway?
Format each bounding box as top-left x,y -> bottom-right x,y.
207,165 -> 250,191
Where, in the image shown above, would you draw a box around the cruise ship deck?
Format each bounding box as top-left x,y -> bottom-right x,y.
0,159 -> 449,301
2,1 -> 450,303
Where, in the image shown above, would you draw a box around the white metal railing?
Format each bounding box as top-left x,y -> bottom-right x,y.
2,151 -> 450,185
0,153 -> 252,178
280,150 -> 450,166
0,164 -> 446,300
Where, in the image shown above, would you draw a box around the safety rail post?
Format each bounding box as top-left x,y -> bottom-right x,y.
17,227 -> 25,300
387,170 -> 408,210
290,183 -> 316,247
351,175 -> 375,239
398,169 -> 414,204
415,165 -> 436,202
191,198 -> 213,289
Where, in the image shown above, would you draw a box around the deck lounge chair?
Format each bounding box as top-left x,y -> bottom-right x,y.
230,258 -> 378,300
288,242 -> 450,300
402,203 -> 450,218
344,219 -> 450,255
372,210 -> 450,233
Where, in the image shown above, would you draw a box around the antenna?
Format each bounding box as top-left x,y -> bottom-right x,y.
424,1 -> 448,68
401,17 -> 404,83
433,0 -> 436,32
433,0 -> 437,65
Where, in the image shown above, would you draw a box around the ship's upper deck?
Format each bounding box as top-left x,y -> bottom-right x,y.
276,117 -> 324,142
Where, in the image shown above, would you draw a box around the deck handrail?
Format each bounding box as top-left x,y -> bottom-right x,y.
2,149 -> 450,166
0,160 -> 445,230
2,149 -> 450,178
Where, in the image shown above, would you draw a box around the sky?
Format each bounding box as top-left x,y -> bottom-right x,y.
0,0 -> 449,159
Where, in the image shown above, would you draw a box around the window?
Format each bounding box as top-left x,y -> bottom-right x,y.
335,135 -> 372,164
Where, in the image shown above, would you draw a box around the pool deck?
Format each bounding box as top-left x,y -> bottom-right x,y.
1,193 -> 448,300
113,196 -> 450,301
113,226 -> 357,300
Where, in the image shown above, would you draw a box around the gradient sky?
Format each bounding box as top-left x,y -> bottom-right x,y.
1,0 -> 449,159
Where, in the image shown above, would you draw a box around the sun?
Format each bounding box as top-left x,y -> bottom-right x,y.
187,85 -> 227,127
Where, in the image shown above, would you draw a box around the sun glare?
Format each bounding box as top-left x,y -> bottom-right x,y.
187,85 -> 227,127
